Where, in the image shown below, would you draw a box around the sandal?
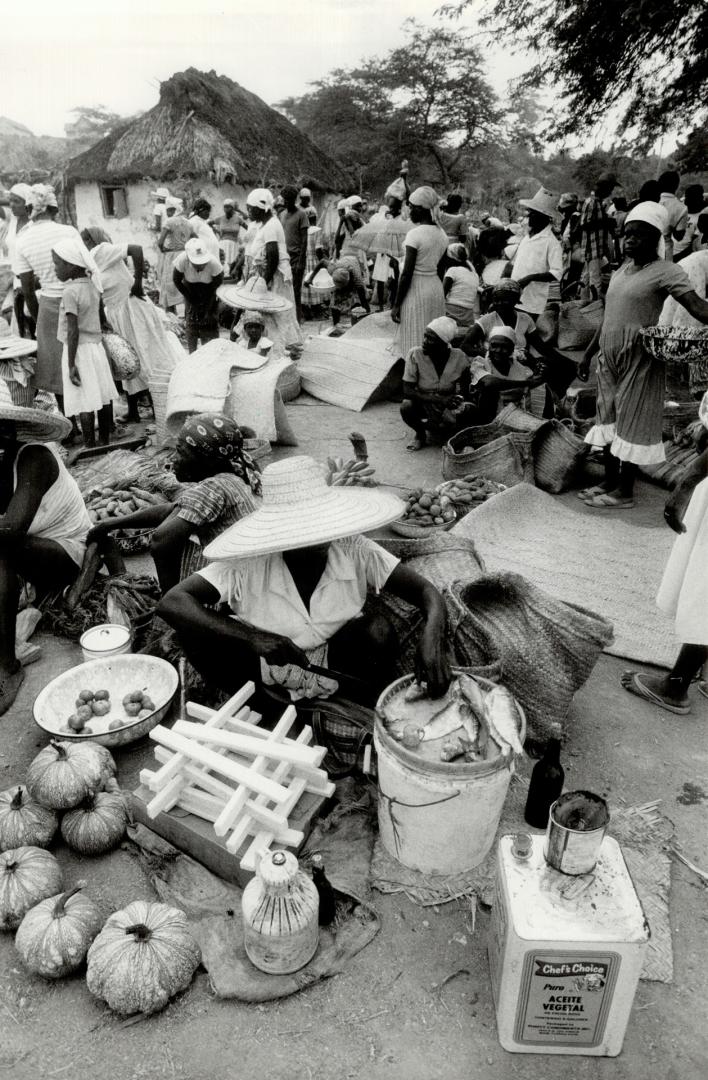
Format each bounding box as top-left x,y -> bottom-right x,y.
577,484 -> 606,501
406,437 -> 426,452
584,493 -> 635,509
698,681 -> 708,701
621,671 -> 690,715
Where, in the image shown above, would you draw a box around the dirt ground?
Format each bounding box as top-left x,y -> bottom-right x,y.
2,394 -> 708,1080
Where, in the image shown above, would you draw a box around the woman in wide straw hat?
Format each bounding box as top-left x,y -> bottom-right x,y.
158,455 -> 451,706
0,378 -> 91,714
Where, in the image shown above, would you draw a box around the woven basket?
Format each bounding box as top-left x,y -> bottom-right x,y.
496,405 -> 548,435
276,362 -> 302,403
442,430 -> 536,486
390,516 -> 456,539
444,405 -> 516,452
534,419 -> 589,493
242,437 -> 271,461
557,299 -> 604,351
149,374 -> 173,448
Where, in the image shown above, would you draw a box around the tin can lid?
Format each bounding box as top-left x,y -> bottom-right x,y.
257,849 -> 298,893
80,623 -> 131,651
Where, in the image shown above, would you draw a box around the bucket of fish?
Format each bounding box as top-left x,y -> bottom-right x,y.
374,671 -> 526,875
544,790 -> 610,876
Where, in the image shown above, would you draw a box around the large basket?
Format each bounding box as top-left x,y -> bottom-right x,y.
557,299 -> 604,351
641,325 -> 708,366
496,405 -> 548,434
390,515 -> 457,539
276,362 -> 302,402
442,430 -> 536,486
533,419 -> 589,494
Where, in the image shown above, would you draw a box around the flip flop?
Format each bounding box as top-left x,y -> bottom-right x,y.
577,484 -> 606,501
621,671 -> 690,715
584,493 -> 635,509
698,681 -> 708,701
406,438 -> 426,452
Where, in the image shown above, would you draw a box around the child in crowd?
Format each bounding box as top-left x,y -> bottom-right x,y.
52,237 -> 118,447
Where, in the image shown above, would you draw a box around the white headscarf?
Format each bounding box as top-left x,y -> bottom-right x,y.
30,184 -> 58,219
427,316 -> 458,344
246,188 -> 274,212
625,201 -> 669,254
10,183 -> 33,205
52,237 -> 103,293
489,325 -> 517,346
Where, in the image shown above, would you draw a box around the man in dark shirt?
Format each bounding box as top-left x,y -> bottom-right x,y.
279,185 -> 309,322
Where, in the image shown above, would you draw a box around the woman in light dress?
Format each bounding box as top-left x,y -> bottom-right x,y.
242,188 -> 302,351
391,187 -> 448,359
157,198 -> 192,311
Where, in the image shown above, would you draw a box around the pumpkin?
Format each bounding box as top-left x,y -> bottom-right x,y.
60,791 -> 128,855
86,901 -> 201,1015
0,786 -> 58,851
26,741 -> 105,810
90,744 -> 118,790
0,846 -> 63,931
15,883 -> 103,978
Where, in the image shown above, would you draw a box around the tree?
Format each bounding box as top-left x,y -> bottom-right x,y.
64,106 -> 125,152
440,0 -> 708,146
674,126 -> 708,175
277,19 -> 500,191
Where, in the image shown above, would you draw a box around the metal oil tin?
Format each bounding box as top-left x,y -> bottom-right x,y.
545,790 -> 610,876
488,833 -> 649,1056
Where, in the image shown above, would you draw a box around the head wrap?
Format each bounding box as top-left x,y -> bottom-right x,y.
10,183 -> 33,205
409,186 -> 440,210
247,188 -> 275,211
52,236 -> 103,293
299,187 -> 312,198
165,196 -> 183,211
30,184 -> 58,219
625,201 -> 669,238
346,195 -> 363,208
558,192 -> 578,209
242,311 -> 266,328
446,243 -> 471,267
427,316 -> 457,344
332,267 -> 350,287
337,199 -> 348,211
699,390 -> 708,432
81,226 -> 112,249
223,198 -> 234,207
492,279 -> 522,302
176,414 -> 261,495
488,325 -> 517,346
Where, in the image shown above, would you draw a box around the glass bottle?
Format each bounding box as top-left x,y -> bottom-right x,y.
524,738 -> 564,830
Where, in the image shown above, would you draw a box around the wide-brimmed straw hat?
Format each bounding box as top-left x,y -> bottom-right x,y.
518,188 -> 558,219
204,455 -> 405,559
218,275 -> 293,312
150,187 -> 170,199
0,377 -> 71,442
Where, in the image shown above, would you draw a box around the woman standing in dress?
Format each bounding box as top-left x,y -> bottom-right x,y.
157,198 -> 192,311
580,202 -> 708,509
189,198 -> 220,260
443,243 -> 480,327
244,188 -> 302,350
82,227 -> 176,422
391,187 -> 448,359
52,237 -> 118,447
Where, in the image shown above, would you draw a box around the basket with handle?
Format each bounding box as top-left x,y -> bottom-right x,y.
442,431 -> 536,486
533,419 -> 589,493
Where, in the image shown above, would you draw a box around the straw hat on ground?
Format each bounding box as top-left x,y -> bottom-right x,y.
518,188 -> 558,219
218,275 -> 293,312
204,455 -> 404,559
0,377 -> 71,442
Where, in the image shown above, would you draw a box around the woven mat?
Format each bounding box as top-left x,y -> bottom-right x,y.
370,776 -> 674,983
297,335 -> 399,411
452,483 -> 677,668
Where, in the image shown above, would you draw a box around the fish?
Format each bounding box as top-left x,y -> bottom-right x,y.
484,685 -> 525,756
421,684 -> 465,742
404,681 -> 429,703
440,739 -> 466,762
458,674 -> 488,720
459,702 -> 480,748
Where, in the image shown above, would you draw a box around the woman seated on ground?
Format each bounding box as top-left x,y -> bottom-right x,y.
158,455 -> 450,708
0,382 -> 91,714
87,415 -> 260,595
450,326 -> 547,430
230,310 -> 273,355
443,243 -> 480,328
400,316 -> 470,451
304,253 -> 370,327
460,280 -> 577,405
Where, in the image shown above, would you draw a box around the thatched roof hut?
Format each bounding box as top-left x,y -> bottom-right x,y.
64,68 -> 349,192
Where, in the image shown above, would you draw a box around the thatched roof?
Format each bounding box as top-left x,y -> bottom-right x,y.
64,69 -> 349,192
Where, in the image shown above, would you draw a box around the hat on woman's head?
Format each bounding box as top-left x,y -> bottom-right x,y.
427,316 -> 458,344
247,188 -> 275,211
204,455 -> 404,559
0,378 -> 71,443
518,188 -> 557,219
217,275 -> 293,312
151,187 -> 170,199
185,238 -> 212,266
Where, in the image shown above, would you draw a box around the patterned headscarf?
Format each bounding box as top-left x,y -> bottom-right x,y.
177,413 -> 261,494
30,184 -> 58,218
492,280 -> 522,302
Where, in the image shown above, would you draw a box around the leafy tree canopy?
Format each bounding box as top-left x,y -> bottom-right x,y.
440,0 -> 708,146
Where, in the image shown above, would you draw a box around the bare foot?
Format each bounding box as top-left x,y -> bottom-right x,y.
406,436 -> 426,452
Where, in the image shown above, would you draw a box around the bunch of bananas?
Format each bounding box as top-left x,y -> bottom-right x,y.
326,456 -> 378,487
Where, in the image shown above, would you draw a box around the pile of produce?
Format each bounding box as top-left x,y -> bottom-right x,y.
86,483 -> 165,525
0,743 -> 201,1011
400,488 -> 456,527
39,573 -> 161,641
435,476 -> 506,513
326,456 -> 378,487
385,674 -> 525,764
62,688 -> 156,736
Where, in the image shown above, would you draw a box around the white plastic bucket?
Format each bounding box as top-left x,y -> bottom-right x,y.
374,686 -> 522,875
79,624 -> 132,664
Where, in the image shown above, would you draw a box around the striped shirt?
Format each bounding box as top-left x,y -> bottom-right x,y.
13,220 -> 81,298
175,473 -> 257,548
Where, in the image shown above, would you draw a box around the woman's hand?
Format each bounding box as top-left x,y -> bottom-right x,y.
69,365 -> 81,387
664,487 -> 692,534
252,629 -> 310,669
86,522 -> 109,546
415,616 -> 451,699
390,306 -> 401,323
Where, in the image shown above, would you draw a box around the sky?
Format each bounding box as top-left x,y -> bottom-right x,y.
1,0 -> 520,138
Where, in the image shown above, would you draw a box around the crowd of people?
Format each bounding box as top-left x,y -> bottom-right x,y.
0,166 -> 706,722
